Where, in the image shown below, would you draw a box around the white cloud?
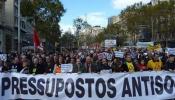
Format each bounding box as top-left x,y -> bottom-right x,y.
80,12 -> 107,27
112,0 -> 151,9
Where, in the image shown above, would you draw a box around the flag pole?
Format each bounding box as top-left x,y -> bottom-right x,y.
34,35 -> 36,54
33,28 -> 36,54
17,0 -> 21,54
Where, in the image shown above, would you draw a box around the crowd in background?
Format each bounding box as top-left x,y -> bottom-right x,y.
0,47 -> 174,74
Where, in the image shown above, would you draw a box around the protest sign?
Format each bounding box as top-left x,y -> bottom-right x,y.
114,51 -> 124,58
167,48 -> 175,55
106,53 -> 113,60
105,40 -> 116,48
61,64 -> 73,73
0,54 -> 7,61
98,53 -> 103,60
136,42 -> 154,48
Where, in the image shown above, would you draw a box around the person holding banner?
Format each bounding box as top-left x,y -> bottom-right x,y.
137,59 -> 147,71
122,54 -> 137,72
2,61 -> 9,72
165,54 -> 175,71
111,58 -> 123,72
37,57 -> 47,74
29,57 -> 41,75
147,55 -> 163,71
84,56 -> 98,73
0,60 -> 3,72
100,58 -> 112,73
72,58 -> 84,73
71,58 -> 77,72
53,56 -> 63,74
9,57 -> 22,72
20,58 -> 30,74
45,56 -> 54,73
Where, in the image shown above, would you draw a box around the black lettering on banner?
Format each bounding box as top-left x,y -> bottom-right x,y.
55,78 -> 64,97
85,78 -> 94,97
141,76 -> 149,96
122,78 -> 132,97
76,78 -> 85,98
150,76 -> 155,95
12,77 -> 20,95
132,77 -> 142,97
107,78 -> 116,98
45,78 -> 55,97
20,77 -> 28,94
65,78 -> 75,98
37,78 -> 45,95
28,77 -> 37,95
164,76 -> 174,94
155,76 -> 163,95
1,77 -> 10,96
95,78 -> 106,98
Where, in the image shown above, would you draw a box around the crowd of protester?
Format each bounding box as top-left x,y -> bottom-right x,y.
0,47 -> 174,74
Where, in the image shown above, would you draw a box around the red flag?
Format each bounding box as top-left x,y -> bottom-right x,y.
33,29 -> 40,48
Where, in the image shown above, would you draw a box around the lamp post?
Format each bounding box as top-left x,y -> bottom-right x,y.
17,0 -> 21,53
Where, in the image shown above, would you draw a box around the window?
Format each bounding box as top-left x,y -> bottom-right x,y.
14,17 -> 18,26
20,21 -> 26,29
14,7 -> 18,17
14,0 -> 18,5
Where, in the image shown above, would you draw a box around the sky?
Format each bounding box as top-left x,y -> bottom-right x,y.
59,0 -> 151,33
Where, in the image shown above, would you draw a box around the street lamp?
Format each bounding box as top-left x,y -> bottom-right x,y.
17,0 -> 21,53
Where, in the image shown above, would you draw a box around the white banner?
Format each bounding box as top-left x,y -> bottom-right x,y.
136,42 -> 154,48
0,71 -> 175,100
105,40 -> 116,48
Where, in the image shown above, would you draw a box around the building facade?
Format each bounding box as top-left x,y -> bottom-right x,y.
0,0 -> 6,52
151,0 -> 170,5
0,0 -> 14,53
108,16 -> 120,25
90,26 -> 104,36
81,25 -> 104,36
5,0 -> 33,52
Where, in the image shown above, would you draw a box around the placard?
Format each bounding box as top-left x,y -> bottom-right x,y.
0,54 -> 7,61
167,48 -> 175,55
114,51 -> 124,58
105,40 -> 116,48
61,64 -> 73,73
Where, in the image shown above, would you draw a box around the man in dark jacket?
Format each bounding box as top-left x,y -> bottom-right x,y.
83,56 -> 99,73
30,57 -> 44,75
45,56 -> 54,73
165,55 -> 175,71
10,57 -> 23,72
72,58 -> 85,73
100,58 -> 112,73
